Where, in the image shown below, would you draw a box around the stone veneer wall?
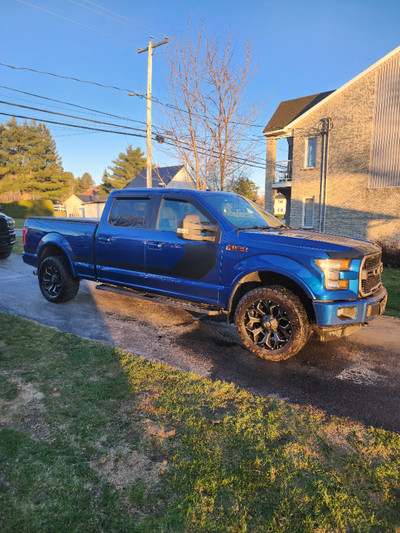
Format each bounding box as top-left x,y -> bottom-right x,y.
266,51 -> 400,247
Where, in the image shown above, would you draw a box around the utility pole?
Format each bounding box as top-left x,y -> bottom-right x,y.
138,36 -> 168,188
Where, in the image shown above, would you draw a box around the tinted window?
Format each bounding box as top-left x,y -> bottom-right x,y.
109,198 -> 150,228
156,198 -> 211,232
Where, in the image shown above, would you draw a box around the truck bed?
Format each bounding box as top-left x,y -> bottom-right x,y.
23,216 -> 99,280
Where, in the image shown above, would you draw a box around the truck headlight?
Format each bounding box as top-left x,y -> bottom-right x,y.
315,258 -> 351,290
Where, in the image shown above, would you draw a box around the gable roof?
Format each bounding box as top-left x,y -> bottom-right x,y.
263,91 -> 334,134
264,45 -> 400,136
80,185 -> 101,196
75,194 -> 108,204
125,165 -> 185,188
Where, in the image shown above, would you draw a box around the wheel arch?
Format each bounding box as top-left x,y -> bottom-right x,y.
38,235 -> 76,278
228,270 -> 316,324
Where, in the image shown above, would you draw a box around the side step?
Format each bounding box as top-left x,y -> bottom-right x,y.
95,283 -> 223,316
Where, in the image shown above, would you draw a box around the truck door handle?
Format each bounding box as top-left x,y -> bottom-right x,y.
148,241 -> 162,250
98,235 -> 111,243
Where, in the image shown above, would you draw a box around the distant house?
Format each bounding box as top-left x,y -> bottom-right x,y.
64,186 -> 108,218
264,46 -> 400,247
125,165 -> 194,189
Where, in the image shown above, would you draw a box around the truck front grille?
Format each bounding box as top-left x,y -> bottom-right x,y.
360,252 -> 382,297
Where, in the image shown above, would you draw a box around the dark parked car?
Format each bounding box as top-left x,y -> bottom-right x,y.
0,205 -> 16,259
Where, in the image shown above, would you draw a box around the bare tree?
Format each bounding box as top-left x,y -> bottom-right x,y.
160,22 -> 261,190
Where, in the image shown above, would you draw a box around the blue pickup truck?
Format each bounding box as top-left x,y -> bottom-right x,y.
22,189 -> 387,361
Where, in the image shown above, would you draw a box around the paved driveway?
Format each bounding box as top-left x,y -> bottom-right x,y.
1,253 -> 400,433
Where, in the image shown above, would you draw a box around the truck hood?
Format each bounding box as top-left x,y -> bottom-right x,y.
245,228 -> 381,258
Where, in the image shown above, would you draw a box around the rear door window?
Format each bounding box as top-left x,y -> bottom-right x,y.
109,198 -> 150,228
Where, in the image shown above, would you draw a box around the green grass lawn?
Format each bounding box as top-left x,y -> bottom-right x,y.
382,269 -> 400,318
13,218 -> 26,229
0,313 -> 399,532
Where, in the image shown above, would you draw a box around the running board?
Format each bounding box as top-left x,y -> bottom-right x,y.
95,283 -> 223,316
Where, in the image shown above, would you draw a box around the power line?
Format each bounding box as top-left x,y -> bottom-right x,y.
0,112 -> 265,169
65,0 -> 166,38
15,0 -> 137,47
0,62 -> 142,94
0,111 -> 147,138
0,61 -> 266,130
0,85 -> 149,127
0,100 -> 148,134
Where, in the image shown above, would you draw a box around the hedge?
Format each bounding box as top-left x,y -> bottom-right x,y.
0,200 -> 55,218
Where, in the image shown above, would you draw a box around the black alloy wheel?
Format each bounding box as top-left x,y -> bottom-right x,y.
38,256 -> 80,303
245,299 -> 292,350
235,285 -> 311,361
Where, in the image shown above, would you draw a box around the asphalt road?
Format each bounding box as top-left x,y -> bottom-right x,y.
1,253 -> 400,433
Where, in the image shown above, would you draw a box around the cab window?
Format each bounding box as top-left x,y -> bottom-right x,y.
109,198 -> 150,228
156,198 -> 211,232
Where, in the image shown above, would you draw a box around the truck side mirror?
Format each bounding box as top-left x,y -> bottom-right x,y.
177,214 -> 218,243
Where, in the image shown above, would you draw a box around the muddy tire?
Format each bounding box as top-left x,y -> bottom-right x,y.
234,285 -> 311,361
38,256 -> 80,303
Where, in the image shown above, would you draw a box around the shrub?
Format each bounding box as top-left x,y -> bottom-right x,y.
377,241 -> 400,269
0,200 -> 54,218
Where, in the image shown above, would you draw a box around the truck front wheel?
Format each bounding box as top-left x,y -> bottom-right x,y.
38,256 -> 80,303
234,286 -> 311,361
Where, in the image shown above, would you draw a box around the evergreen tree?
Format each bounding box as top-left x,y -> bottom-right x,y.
0,118 -> 67,200
99,169 -> 112,195
102,145 -> 146,191
231,177 -> 259,202
75,172 -> 95,194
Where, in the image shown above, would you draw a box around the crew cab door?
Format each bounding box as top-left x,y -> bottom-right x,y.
144,195 -> 222,305
95,194 -> 153,288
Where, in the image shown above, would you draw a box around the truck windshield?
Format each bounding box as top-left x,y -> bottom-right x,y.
205,193 -> 285,229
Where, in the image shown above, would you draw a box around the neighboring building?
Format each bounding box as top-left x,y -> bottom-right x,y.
264,46 -> 400,246
64,187 -> 108,218
125,165 -> 194,189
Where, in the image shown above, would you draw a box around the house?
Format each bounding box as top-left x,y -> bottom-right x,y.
125,165 -> 194,189
64,186 -> 108,218
264,46 -> 400,247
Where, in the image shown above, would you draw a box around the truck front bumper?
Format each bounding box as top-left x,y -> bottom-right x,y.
313,286 -> 387,328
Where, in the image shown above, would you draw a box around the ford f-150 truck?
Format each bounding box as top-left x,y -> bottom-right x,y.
22,189 -> 387,361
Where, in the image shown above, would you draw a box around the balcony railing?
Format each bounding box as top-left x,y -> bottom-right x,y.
274,160 -> 292,183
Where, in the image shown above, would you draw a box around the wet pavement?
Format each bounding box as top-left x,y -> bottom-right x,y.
1,253 -> 400,433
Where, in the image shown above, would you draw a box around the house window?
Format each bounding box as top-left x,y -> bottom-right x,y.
305,136 -> 318,168
302,197 -> 314,228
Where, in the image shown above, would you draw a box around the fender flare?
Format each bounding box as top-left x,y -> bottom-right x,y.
227,255 -> 317,314
37,233 -> 77,277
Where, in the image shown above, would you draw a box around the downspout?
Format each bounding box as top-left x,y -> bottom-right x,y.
322,118 -> 330,233
318,124 -> 326,232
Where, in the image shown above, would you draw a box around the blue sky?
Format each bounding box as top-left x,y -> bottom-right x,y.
1,0 -> 400,191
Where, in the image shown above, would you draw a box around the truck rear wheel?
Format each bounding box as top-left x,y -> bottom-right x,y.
234,285 -> 311,361
38,256 -> 80,303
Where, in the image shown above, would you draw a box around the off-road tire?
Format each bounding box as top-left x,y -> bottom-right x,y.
38,256 -> 80,303
0,249 -> 12,259
234,285 -> 311,361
